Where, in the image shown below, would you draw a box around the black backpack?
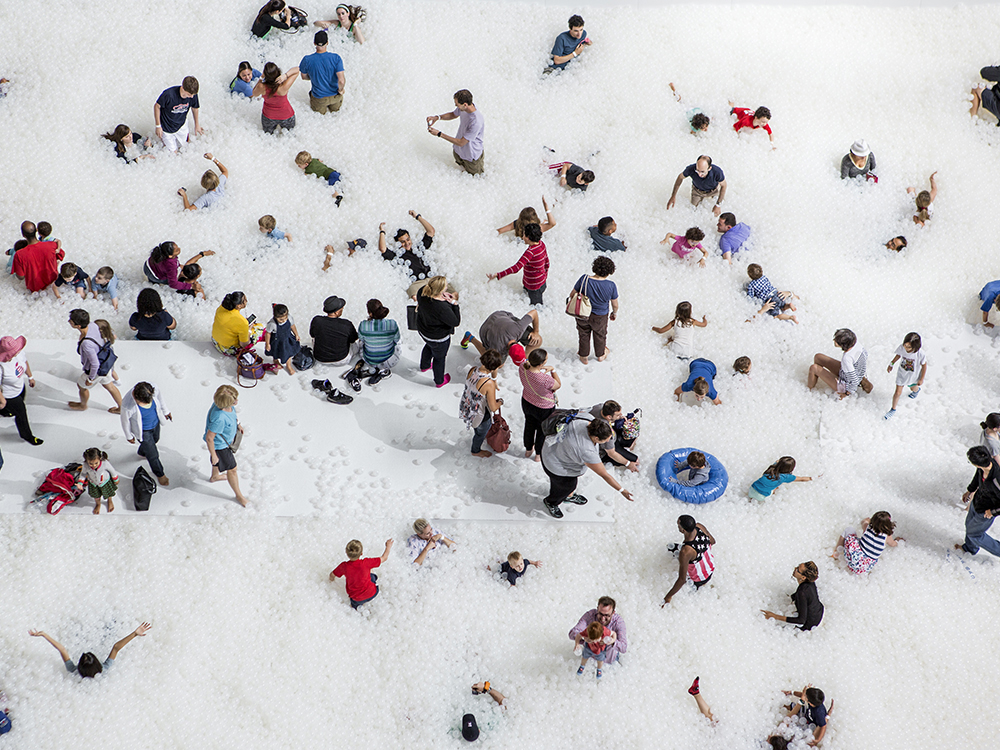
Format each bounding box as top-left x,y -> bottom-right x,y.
292,345 -> 315,371
132,466 -> 157,511
80,337 -> 118,377
541,409 -> 590,437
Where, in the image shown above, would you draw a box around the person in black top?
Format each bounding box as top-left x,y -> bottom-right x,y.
956,445 -> 1000,557
310,296 -> 359,364
252,0 -> 292,37
129,289 -> 176,341
416,276 -> 460,387
101,124 -> 154,163
761,561 -> 823,631
377,211 -> 436,288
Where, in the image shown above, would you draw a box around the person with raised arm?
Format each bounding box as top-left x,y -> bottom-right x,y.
30,622 -> 152,677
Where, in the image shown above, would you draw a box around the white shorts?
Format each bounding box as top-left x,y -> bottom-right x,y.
77,372 -> 115,389
895,366 -> 919,387
160,122 -> 190,152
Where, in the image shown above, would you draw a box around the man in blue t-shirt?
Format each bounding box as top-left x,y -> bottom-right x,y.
675,358 -> 721,405
549,15 -> 591,71
666,156 -> 728,216
785,685 -> 829,747
154,76 -> 201,152
979,279 -> 1000,328
299,30 -> 346,114
717,213 -> 751,264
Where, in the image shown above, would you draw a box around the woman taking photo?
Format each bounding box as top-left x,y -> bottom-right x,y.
212,291 -> 263,356
519,348 -> 560,461
416,276 -> 460,388
204,385 -> 248,507
314,4 -> 367,43
143,242 -> 214,299
460,349 -> 504,458
252,62 -> 299,134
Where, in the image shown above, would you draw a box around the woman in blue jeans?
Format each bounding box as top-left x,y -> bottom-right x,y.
957,445 -> 1000,558
461,349 -> 503,457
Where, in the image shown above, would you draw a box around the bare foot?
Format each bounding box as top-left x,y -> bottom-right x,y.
954,543 -> 965,550
790,316 -> 799,324
597,354 -> 608,362
533,455 -> 541,462
578,356 -> 588,365
524,449 -> 534,459
158,476 -> 170,486
209,472 -> 225,483
472,450 -> 493,458
236,496 -> 249,507
107,498 -> 115,512
108,407 -> 121,414
93,504 -> 100,515
68,402 -> 87,411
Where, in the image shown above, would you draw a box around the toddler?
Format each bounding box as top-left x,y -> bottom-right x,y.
671,451 -> 709,486
660,227 -> 708,266
178,153 -> 228,211
652,301 -> 707,360
490,551 -> 542,586
53,263 -> 92,300
330,538 -> 393,609
832,511 -> 900,574
295,150 -> 342,204
884,332 -> 927,420
906,171 -> 937,226
37,221 -> 54,242
733,356 -> 753,376
729,102 -> 774,146
82,447 -> 118,514
573,620 -> 616,679
264,303 -> 301,374
749,456 -> 813,502
91,267 -> 120,310
258,215 -> 292,243
746,264 -> 798,323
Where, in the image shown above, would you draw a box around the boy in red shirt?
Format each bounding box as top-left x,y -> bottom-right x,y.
330,538 -> 393,609
730,104 -> 774,147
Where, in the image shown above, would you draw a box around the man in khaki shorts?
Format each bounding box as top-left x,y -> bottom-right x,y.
299,30 -> 345,114
666,155 -> 728,217
426,89 -> 485,175
67,309 -> 123,414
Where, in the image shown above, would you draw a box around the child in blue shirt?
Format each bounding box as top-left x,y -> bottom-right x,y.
490,551 -> 542,586
53,263 -> 91,300
979,279 -> 1000,328
258,215 -> 292,243
674,358 -> 722,405
749,456 -> 813,502
91,266 -> 120,311
230,62 -> 261,98
747,263 -> 798,323
671,451 -> 710,486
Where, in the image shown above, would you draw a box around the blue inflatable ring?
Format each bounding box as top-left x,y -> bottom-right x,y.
656,448 -> 728,504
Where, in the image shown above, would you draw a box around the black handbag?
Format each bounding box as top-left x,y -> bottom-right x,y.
132,466 -> 157,512
406,304 -> 418,331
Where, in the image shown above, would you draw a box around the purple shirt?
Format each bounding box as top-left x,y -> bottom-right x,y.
569,609 -> 627,662
453,107 -> 484,161
148,255 -> 192,291
719,222 -> 751,256
78,323 -> 102,379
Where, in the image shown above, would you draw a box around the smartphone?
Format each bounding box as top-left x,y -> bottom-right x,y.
247,314 -> 257,325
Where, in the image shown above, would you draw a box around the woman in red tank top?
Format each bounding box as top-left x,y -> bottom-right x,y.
252,62 -> 299,134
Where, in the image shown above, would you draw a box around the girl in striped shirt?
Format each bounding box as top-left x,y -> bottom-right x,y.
832,511 -> 899,574
489,223 -> 549,305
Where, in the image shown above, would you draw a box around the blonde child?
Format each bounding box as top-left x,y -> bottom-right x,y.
884,332 -> 927,420
906,171 -> 937,227
749,456 -> 813,502
82,447 -> 118,514
178,153 -> 228,211
831,511 -> 900,574
330,538 -> 393,609
652,301 -> 707,360
91,267 -> 120,311
489,551 -> 542,586
258,215 -> 292,243
660,227 -> 708,266
53,263 -> 92,301
295,150 -> 342,204
264,303 -> 301,374
573,619 -> 616,679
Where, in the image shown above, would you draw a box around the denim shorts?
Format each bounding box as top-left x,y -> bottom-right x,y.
581,649 -> 607,663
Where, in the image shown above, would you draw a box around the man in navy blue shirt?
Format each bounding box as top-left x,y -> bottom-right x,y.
548,15 -> 591,71
154,77 -> 201,152
667,155 -> 728,216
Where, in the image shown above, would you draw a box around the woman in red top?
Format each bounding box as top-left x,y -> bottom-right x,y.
489,222 -> 549,305
253,62 -> 299,134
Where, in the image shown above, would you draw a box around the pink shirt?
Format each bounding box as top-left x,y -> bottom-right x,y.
262,90 -> 295,120
671,237 -> 702,259
519,365 -> 557,408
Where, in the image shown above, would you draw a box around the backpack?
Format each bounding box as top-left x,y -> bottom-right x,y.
541,408 -> 590,437
132,466 -> 157,512
36,464 -> 85,515
292,345 -> 314,371
80,337 -> 118,377
615,408 -> 642,442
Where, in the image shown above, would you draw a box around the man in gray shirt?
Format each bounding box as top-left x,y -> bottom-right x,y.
463,309 -> 542,365
540,418 -> 632,518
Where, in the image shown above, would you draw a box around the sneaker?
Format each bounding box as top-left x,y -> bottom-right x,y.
596,668 -> 603,680
883,409 -> 896,421
419,366 -> 431,373
460,331 -> 474,349
436,373 -> 451,388
688,677 -> 700,696
577,666 -> 585,676
326,389 -> 354,405
908,387 -> 920,399
311,379 -> 332,392
666,542 -> 680,554
342,362 -> 364,380
367,369 -> 391,386
543,500 -> 564,519
563,494 -> 588,505
27,437 -> 44,446
860,378 -> 873,394
334,195 -> 343,207
346,371 -> 362,392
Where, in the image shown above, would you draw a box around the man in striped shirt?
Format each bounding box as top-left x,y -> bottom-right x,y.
807,328 -> 871,399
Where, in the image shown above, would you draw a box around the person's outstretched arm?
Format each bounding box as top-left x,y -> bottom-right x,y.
410,210 -> 435,237
205,153 -> 227,178
586,462 -> 633,500
928,171 -> 938,203
663,548 -> 694,604
29,630 -> 70,663
108,622 -> 152,661
380,539 -> 394,562
666,173 -> 685,209
714,180 -> 727,215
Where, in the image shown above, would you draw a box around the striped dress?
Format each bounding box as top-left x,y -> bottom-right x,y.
685,529 -> 715,583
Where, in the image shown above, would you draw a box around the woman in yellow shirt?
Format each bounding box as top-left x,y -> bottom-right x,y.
212,291 -> 262,355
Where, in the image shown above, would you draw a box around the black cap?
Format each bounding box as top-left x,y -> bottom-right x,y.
462,713 -> 479,741
314,30 -> 329,46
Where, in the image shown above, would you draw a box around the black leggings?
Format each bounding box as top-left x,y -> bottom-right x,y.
0,385 -> 35,442
419,337 -> 451,386
521,398 -> 554,454
542,459 -> 579,507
